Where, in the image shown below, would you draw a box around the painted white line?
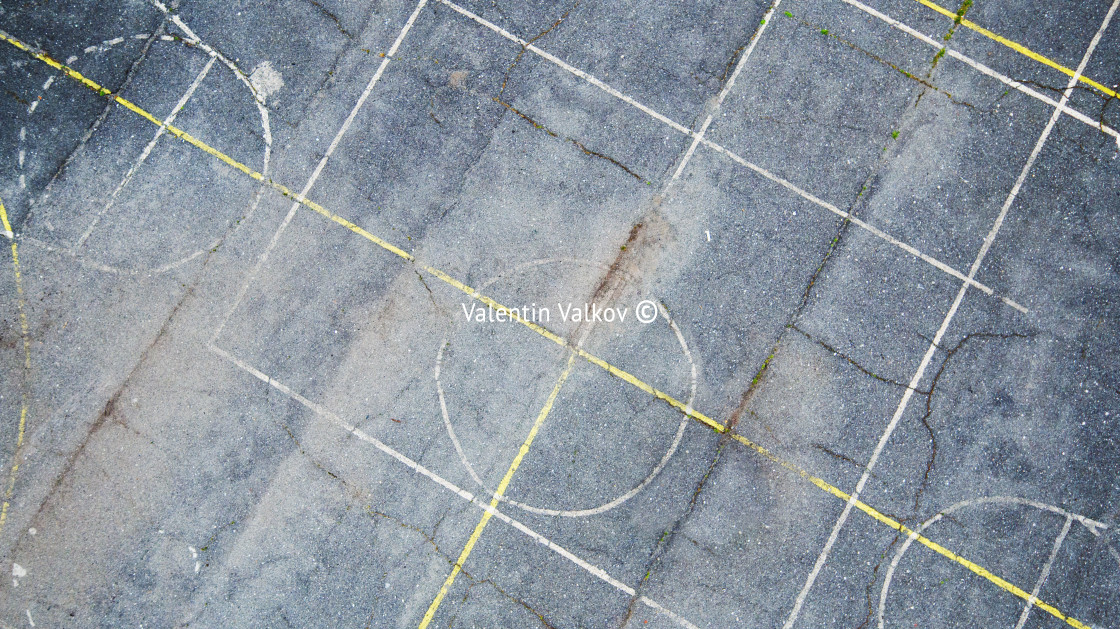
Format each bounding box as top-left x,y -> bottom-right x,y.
75,55 -> 216,248
207,344 -> 700,629
837,0 -> 1120,145
878,497 -> 1112,628
145,7 -> 279,276
966,0 -> 1117,283
701,138 -> 1002,298
1014,515 -> 1073,629
19,35 -> 146,221
437,0 -> 690,135
433,261 -> 698,518
670,0 -> 783,184
784,3 -> 1120,626
210,0 -> 430,344
437,0 -> 1026,312
16,26 -> 272,275
17,234 -> 139,274
15,233 -> 213,276
149,0 -> 274,169
1000,296 -> 1028,314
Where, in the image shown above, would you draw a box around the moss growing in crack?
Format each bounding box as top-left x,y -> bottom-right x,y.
800,14 -> 971,106
944,0 -> 973,40
784,10 -> 794,18
749,348 -> 777,388
955,0 -> 973,24
931,46 -> 948,70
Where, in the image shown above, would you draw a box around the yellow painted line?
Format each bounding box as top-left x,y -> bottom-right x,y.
0,197 -> 31,538
418,353 -> 578,628
416,264 -> 726,433
0,31 -> 264,181
728,430 -> 1091,629
0,30 -> 713,433
915,0 -> 1118,99
2,31 -> 1097,629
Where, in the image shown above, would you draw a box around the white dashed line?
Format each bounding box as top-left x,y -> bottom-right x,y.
75,55 -> 216,248
13,25 -> 272,276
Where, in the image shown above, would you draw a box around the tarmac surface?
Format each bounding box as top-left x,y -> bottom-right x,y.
1,0 -> 1119,627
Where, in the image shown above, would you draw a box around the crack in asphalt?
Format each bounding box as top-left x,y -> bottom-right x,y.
272,5 -> 386,130
8,280 -> 199,555
792,324 -> 921,391
453,577 -> 559,629
413,268 -> 447,318
785,14 -> 975,110
497,1 -> 580,102
724,172 -> 876,432
618,438 -> 729,628
849,328 -> 1035,629
483,2 -> 655,184
914,0 -> 973,109
5,88 -> 30,106
912,330 -> 1035,513
492,96 -> 650,183
19,14 -> 170,232
852,532 -> 905,629
812,443 -> 881,482
280,421 -> 558,628
302,0 -> 355,40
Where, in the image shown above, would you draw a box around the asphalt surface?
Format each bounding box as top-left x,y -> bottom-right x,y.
1,0 -> 1119,627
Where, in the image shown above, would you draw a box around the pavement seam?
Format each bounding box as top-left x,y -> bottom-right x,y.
16,16 -> 170,233
1,22 -> 1106,629
913,0 -> 1119,99
784,2 -> 1120,625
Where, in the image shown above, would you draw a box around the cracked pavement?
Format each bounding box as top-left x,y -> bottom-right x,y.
1,0 -> 1119,627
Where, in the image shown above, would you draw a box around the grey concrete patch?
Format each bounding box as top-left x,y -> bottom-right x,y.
0,0 -> 1118,627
